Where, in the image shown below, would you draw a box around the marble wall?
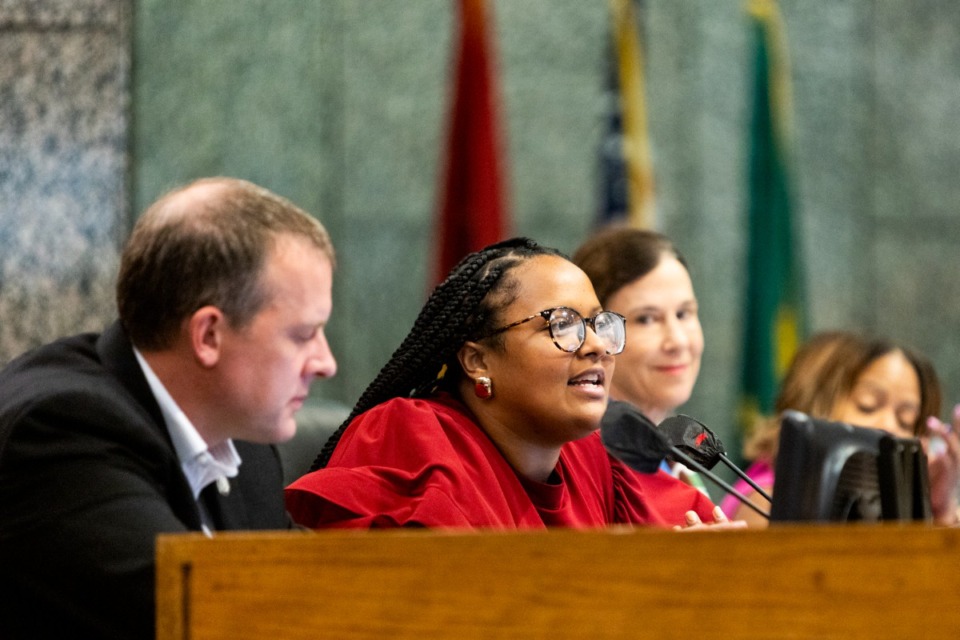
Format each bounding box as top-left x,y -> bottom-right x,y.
5,0 -> 960,463
0,0 -> 128,361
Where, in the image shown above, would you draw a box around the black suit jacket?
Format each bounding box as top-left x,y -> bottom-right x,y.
0,322 -> 292,639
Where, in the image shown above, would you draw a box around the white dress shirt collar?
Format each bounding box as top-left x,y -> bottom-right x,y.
133,348 -> 240,500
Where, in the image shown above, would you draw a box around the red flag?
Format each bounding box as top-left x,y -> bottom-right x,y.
433,0 -> 509,285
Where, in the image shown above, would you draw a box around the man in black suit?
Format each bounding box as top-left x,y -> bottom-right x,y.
0,177 -> 338,638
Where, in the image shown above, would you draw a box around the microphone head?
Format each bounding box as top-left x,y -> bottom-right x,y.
600,400 -> 671,474
658,414 -> 726,470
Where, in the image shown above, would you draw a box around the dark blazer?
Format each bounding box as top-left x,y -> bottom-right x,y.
0,322 -> 292,639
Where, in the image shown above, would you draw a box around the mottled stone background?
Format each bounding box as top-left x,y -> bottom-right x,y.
0,0 -> 127,359
4,0 -> 960,478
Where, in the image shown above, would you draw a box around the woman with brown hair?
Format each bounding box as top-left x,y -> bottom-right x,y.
724,330 -> 959,527
572,226 -> 707,493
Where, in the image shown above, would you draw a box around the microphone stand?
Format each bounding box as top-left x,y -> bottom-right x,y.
669,448 -> 770,520
714,454 -> 774,504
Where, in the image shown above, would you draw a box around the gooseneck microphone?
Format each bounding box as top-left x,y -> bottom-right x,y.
600,402 -> 770,520
658,414 -> 774,504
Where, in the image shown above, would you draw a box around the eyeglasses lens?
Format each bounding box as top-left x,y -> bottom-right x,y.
595,311 -> 626,355
548,308 -> 584,352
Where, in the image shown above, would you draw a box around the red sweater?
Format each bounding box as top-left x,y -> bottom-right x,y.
286,394 -> 715,530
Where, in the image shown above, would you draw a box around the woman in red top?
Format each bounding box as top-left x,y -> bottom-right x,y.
287,238 -> 731,530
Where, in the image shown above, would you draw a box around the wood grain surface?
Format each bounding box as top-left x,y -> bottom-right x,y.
157,524 -> 960,639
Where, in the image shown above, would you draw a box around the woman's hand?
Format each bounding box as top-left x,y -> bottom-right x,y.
674,506 -> 748,531
925,406 -> 960,526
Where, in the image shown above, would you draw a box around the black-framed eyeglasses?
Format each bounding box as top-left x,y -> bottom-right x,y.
483,306 -> 626,355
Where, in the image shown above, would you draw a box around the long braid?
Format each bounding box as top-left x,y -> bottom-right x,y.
310,238 -> 561,471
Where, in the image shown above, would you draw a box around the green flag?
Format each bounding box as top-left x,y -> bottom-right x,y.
739,0 -> 805,436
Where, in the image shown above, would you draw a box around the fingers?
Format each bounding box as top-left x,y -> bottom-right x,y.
925,409 -> 960,526
674,510 -> 702,531
675,508 -> 748,531
712,506 -> 749,528
927,415 -> 952,438
928,414 -> 960,461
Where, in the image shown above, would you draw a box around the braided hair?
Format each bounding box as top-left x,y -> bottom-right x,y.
310,237 -> 564,470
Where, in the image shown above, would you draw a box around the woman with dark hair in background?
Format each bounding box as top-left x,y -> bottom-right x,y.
726,330 -> 960,527
573,226 -> 708,494
287,238 -> 734,530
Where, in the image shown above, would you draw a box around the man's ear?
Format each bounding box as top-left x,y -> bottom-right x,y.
457,340 -> 490,379
188,306 -> 226,368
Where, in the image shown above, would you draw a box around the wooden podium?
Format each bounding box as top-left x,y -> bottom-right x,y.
157,524 -> 960,639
